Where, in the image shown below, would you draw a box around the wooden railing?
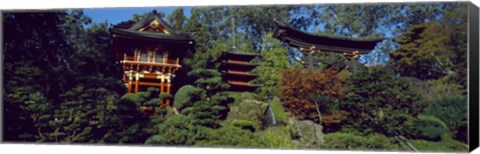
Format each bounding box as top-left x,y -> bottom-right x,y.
121,60 -> 181,74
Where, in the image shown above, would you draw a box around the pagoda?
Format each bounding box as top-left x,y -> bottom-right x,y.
217,51 -> 261,92
110,10 -> 195,106
273,20 -> 383,73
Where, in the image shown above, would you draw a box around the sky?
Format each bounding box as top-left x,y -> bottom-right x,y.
83,6 -> 192,25
81,5 -> 397,66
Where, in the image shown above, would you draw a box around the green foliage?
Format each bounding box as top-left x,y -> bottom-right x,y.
145,115 -> 200,145
258,126 -> 300,149
321,133 -> 402,150
101,93 -> 151,144
120,93 -> 144,106
195,124 -> 264,147
231,120 -> 257,132
167,8 -> 186,30
253,33 -> 291,100
187,69 -> 229,95
182,101 -> 227,128
410,133 -> 468,152
225,93 -> 264,129
144,98 -> 161,106
412,115 -> 448,141
389,3 -> 467,84
267,97 -> 290,124
390,23 -> 448,80
342,68 -> 422,136
174,69 -> 232,128
173,85 -> 205,110
159,93 -> 172,99
422,95 -> 467,131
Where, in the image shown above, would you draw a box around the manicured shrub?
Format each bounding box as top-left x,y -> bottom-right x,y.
159,93 -> 172,99
423,95 -> 467,131
342,68 -> 422,136
144,98 -> 161,106
232,120 -> 257,132
268,97 -> 290,123
258,126 -> 300,149
410,115 -> 448,141
144,115 -> 198,145
225,93 -> 264,129
195,124 -> 264,147
173,85 -> 205,110
120,93 -> 143,106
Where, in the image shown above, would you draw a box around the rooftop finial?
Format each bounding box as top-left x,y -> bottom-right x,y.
152,9 -> 158,15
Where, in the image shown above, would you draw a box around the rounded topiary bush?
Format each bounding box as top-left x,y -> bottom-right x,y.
173,85 -> 204,110
412,115 -> 448,141
422,95 -> 467,131
159,93 -> 172,99
144,98 -> 161,106
120,93 -> 144,106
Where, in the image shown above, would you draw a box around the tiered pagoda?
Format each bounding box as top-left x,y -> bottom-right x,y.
217,51 -> 260,92
110,10 -> 195,106
273,20 -> 383,73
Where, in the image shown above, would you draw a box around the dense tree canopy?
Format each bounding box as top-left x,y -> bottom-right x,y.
2,3 -> 470,152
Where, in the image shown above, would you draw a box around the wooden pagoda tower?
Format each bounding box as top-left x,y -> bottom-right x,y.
110,10 -> 195,106
217,51 -> 261,92
273,20 -> 383,73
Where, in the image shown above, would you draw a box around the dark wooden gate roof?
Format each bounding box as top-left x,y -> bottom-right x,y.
273,20 -> 383,54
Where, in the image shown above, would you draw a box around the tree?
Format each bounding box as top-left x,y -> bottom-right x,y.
3,10 -> 127,143
389,3 -> 467,84
101,93 -> 151,144
167,8 -> 186,30
279,67 -> 343,125
178,69 -> 232,128
253,32 -> 291,100
341,68 -> 422,136
389,23 -> 451,80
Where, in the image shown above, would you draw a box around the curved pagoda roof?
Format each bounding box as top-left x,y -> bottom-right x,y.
273,20 -> 383,54
219,61 -> 258,72
217,51 -> 260,62
110,11 -> 195,44
221,71 -> 259,81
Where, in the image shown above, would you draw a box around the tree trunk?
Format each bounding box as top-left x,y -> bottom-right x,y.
313,98 -> 322,124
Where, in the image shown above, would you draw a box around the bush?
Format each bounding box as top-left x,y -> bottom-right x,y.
225,93 -> 264,128
232,120 -> 257,132
182,101 -> 227,128
268,97 -> 290,123
144,115 -> 198,145
159,93 -> 172,99
173,85 -> 205,110
144,98 -> 161,106
120,93 -> 144,106
321,133 -> 401,150
342,68 -> 422,135
411,115 -> 448,141
258,126 -> 300,149
195,124 -> 264,147
423,95 -> 467,131
279,68 -> 343,123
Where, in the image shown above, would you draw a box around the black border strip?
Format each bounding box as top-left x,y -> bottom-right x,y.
468,2 -> 479,152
